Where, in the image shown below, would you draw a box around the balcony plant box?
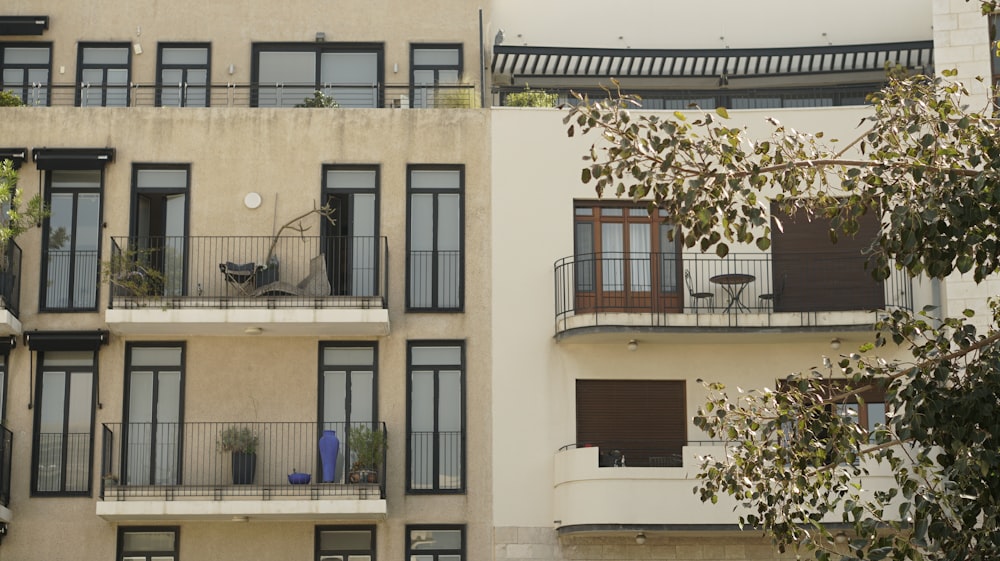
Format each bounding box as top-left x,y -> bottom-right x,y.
347,425 -> 385,484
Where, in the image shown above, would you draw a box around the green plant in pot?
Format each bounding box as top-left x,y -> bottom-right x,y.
348,424 -> 385,484
218,426 -> 259,485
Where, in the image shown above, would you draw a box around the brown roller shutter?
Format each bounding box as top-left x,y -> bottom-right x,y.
770,203 -> 884,312
576,379 -> 686,466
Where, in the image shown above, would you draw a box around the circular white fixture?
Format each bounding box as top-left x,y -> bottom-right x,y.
830,338 -> 842,350
244,192 -> 262,209
627,339 -> 638,352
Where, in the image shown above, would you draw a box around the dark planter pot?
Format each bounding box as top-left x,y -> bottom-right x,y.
348,469 -> 378,484
232,451 -> 257,484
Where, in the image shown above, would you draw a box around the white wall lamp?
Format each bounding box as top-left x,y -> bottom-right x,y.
830,338 -> 842,350
627,339 -> 638,352
834,531 -> 849,544
635,532 -> 646,544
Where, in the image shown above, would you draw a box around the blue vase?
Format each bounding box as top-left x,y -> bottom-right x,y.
319,430 -> 340,483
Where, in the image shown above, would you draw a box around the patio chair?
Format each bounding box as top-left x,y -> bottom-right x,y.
252,254 -> 332,297
758,273 -> 786,308
684,270 -> 714,310
219,261 -> 261,295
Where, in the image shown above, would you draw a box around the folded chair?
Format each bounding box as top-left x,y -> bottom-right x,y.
219,262 -> 261,295
252,254 -> 332,297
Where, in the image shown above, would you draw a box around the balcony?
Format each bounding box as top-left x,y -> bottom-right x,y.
554,252 -> 912,340
97,421 -> 387,522
0,241 -> 21,334
553,443 -> 897,530
14,82 -> 479,109
105,236 -> 389,337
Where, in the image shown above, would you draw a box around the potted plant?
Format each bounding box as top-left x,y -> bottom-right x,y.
347,424 -> 386,484
0,159 -> 47,305
503,86 -> 559,107
217,426 -> 259,484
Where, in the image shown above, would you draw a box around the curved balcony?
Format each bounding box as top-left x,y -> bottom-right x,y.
553,444 -> 898,531
554,251 -> 913,340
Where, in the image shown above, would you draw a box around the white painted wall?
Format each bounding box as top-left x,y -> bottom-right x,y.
491,1 -> 932,49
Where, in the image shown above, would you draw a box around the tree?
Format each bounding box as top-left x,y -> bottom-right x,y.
563,5 -> 1000,560
0,159 -> 47,260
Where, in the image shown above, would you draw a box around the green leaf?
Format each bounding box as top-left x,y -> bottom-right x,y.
716,107 -> 730,119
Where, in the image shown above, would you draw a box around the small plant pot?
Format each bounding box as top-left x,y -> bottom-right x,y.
288,472 -> 311,484
349,469 -> 377,484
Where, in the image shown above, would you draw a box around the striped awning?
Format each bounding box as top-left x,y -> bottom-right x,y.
491,41 -> 933,80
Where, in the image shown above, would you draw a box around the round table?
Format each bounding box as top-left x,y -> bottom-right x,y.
709,273 -> 756,313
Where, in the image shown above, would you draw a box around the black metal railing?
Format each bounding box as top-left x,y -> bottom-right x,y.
495,83 -> 882,109
44,249 -> 100,310
560,441 -> 687,468
0,241 -> 21,318
12,82 -> 479,109
100,421 -> 387,500
108,235 -> 388,309
555,251 -> 913,332
409,430 -> 463,491
407,250 -> 462,310
36,432 -> 91,493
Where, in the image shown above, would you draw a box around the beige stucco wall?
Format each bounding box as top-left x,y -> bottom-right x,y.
0,102 -> 493,558
491,0 -> 931,49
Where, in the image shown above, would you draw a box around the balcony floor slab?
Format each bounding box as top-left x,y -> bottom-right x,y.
106,306 -> 390,337
96,496 -> 387,522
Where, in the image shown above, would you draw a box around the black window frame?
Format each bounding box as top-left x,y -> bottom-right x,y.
40,167 -> 105,312
117,526 -> 180,561
406,340 -> 466,494
0,41 -> 51,105
405,524 -> 465,560
322,164 -> 382,297
129,163 -> 192,298
250,42 -> 384,108
30,349 -> 99,496
76,42 -> 131,107
410,44 -> 463,108
318,341 -> 380,480
0,347 -> 8,424
405,165 -> 465,312
122,342 -> 187,486
315,524 -> 376,561
156,42 -> 211,107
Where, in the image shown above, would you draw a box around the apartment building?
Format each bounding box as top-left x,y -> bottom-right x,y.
1,0 -> 997,560
488,1 -> 997,560
0,1 -> 493,559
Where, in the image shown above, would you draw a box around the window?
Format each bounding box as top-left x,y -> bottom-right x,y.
406,526 -> 464,561
324,166 -> 380,296
769,203 -> 883,313
320,344 -> 378,483
574,201 -> 681,313
77,43 -> 130,107
0,43 -> 50,105
316,525 -> 375,561
157,44 -> 209,107
411,45 -> 463,108
407,166 -> 463,311
131,165 -> 189,297
576,379 -> 687,467
252,43 -> 382,107
123,345 -> 184,486
407,342 -> 464,492
42,169 -> 103,310
32,351 -> 97,494
117,527 -> 179,561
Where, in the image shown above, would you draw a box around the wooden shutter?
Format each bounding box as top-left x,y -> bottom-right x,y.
576,379 -> 686,466
770,204 -> 884,312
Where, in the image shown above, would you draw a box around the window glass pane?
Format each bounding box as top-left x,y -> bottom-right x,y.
123,531 -> 176,551
327,170 -> 376,190
409,194 -> 434,251
187,68 -> 207,85
412,529 -> 462,549
411,346 -> 461,365
319,530 -> 372,551
83,47 -> 128,65
438,69 -> 459,84
575,207 -> 593,216
128,371 -> 154,423
51,170 -> 100,189
437,194 -> 460,252
162,47 -> 208,65
600,208 -> 622,217
137,169 -> 187,190
350,372 -> 374,423
259,51 -> 315,83
43,351 -> 93,367
411,170 -> 460,190
324,370 -> 348,422
323,347 -> 374,366
321,52 -> 377,84
867,402 -> 886,432
414,48 -> 460,66
5,47 -> 50,64
413,69 -> 434,86
130,347 -> 182,367
411,371 -> 435,432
